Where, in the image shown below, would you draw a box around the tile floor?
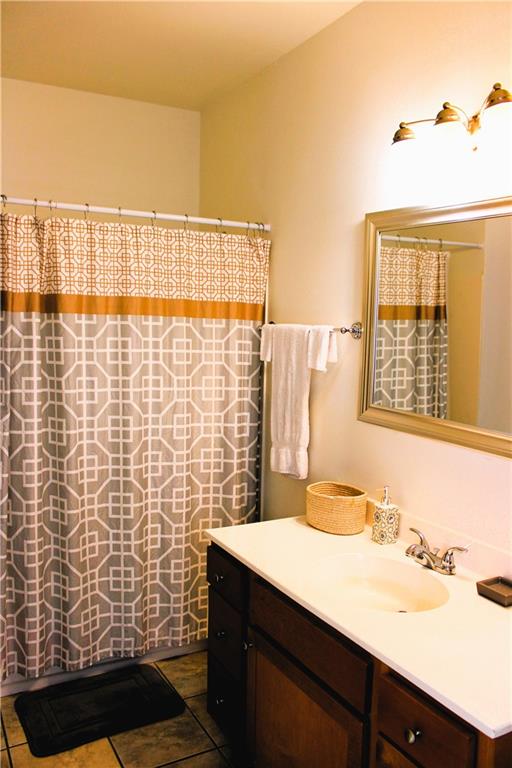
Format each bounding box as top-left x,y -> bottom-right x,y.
0,652 -> 237,768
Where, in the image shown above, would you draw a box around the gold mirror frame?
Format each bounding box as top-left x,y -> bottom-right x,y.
360,196 -> 512,459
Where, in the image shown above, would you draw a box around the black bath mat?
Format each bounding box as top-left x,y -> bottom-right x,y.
14,664 -> 186,757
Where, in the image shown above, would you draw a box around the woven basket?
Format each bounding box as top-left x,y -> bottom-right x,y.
306,482 -> 367,535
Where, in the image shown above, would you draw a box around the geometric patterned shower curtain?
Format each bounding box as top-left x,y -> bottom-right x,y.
0,213 -> 270,681
374,245 -> 448,418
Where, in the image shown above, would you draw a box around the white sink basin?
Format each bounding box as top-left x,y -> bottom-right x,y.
310,553 -> 450,613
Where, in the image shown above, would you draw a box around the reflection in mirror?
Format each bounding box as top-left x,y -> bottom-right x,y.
372,216 -> 511,434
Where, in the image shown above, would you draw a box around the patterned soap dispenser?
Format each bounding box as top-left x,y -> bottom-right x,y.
371,486 -> 400,545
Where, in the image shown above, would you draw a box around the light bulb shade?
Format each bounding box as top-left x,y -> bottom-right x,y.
434,102 -> 465,127
478,99 -> 512,152
430,119 -> 470,153
392,122 -> 416,144
484,82 -> 512,109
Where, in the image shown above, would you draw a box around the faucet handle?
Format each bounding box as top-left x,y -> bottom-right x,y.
409,528 -> 430,550
441,546 -> 469,573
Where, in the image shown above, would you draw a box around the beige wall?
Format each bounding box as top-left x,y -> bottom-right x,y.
447,244 -> 484,425
200,2 -> 512,573
479,217 -> 512,432
1,78 -> 200,216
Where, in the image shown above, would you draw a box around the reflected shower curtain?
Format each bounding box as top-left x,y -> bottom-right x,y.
374,245 -> 448,418
0,213 -> 270,680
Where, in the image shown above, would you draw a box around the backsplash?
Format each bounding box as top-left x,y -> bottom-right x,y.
366,498 -> 511,579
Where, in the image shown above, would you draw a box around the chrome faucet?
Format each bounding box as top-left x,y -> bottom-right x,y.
405,528 -> 468,575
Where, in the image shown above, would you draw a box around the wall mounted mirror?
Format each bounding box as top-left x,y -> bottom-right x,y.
360,197 -> 512,458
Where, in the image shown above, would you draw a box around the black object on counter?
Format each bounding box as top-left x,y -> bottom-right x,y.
476,576 -> 512,607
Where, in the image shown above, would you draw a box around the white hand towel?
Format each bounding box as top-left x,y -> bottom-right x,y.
260,323 -> 339,480
307,326 -> 338,371
327,330 -> 338,364
260,323 -> 274,362
268,325 -> 312,479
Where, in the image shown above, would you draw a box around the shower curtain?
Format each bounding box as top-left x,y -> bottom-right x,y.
0,213 -> 270,680
374,245 -> 448,418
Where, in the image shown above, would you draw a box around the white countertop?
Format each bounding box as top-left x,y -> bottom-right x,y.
207,516 -> 512,739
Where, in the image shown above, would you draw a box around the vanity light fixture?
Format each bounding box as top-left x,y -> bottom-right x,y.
392,82 -> 512,146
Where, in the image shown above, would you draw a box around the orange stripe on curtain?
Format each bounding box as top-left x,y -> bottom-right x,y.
378,305 -> 447,321
1,291 -> 264,321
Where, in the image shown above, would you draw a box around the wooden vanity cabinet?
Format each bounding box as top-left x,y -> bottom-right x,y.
249,576 -> 372,714
206,543 -> 512,768
247,627 -> 365,768
247,576 -> 371,768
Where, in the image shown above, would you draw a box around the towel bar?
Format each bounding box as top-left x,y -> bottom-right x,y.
259,321 -> 364,341
339,322 -> 363,340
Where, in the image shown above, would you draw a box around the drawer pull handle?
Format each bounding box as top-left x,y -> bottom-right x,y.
213,573 -> 225,584
405,728 -> 422,744
215,696 -> 225,706
242,641 -> 254,652
215,630 -> 226,639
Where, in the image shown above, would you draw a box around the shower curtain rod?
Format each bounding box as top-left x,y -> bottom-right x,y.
381,234 -> 482,249
1,196 -> 271,233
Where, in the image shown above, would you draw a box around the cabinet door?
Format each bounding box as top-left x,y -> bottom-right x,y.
247,629 -> 365,768
250,576 -> 371,713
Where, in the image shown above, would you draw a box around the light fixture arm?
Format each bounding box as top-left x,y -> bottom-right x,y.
400,118 -> 436,128
392,82 -> 512,144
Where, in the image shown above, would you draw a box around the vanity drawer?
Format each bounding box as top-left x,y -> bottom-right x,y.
208,588 -> 244,681
207,544 -> 246,611
378,674 -> 475,768
207,653 -> 245,742
250,576 -> 371,713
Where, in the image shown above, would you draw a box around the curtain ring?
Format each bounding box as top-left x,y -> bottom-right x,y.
118,206 -> 122,221
396,233 -> 401,249
151,210 -> 157,228
48,199 -> 54,219
438,238 -> 443,252
84,203 -> 90,221
33,198 -> 38,219
216,217 -> 222,233
1,194 -> 7,214
184,214 -> 189,231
